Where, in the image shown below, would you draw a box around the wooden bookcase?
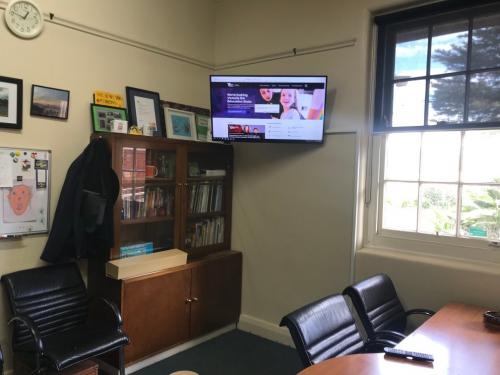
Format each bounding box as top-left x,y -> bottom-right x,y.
87,133 -> 241,365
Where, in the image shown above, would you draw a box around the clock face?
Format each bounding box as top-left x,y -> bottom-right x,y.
4,0 -> 44,39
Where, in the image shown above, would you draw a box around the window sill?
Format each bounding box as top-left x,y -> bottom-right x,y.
357,245 -> 500,276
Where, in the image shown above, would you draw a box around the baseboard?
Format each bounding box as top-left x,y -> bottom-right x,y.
237,314 -> 294,347
125,324 -> 236,374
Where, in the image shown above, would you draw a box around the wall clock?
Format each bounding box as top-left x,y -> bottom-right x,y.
4,0 -> 44,39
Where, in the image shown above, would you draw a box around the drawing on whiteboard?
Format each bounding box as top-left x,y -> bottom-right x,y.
3,179 -> 36,222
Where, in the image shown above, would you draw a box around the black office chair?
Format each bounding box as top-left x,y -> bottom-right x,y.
2,263 -> 129,374
343,273 -> 434,343
279,294 -> 396,368
0,344 -> 3,375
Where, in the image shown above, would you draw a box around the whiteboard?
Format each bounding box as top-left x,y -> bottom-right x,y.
0,147 -> 51,237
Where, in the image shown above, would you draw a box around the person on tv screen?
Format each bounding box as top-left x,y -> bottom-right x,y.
279,89 -> 302,120
257,88 -> 281,119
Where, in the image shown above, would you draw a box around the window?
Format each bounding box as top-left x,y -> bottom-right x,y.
374,1 -> 500,132
381,130 -> 500,242
369,1 -> 500,259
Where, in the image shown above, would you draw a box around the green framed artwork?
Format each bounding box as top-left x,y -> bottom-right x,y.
195,114 -> 212,142
91,104 -> 127,133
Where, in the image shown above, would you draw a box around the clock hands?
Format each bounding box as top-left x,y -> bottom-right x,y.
11,10 -> 29,19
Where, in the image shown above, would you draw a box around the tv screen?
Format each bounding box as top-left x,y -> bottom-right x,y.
210,75 -> 327,143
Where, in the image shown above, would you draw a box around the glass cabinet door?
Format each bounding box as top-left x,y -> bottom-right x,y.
184,150 -> 231,251
118,145 -> 176,258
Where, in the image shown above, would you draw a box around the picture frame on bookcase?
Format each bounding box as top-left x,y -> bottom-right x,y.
165,108 -> 196,141
91,104 -> 127,133
126,86 -> 165,137
195,114 -> 212,142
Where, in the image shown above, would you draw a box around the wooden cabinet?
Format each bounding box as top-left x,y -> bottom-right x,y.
118,251 -> 242,364
87,134 -> 241,365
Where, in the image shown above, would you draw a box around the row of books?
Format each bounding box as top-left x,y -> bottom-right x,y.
119,242 -> 154,258
121,186 -> 174,220
188,182 -> 223,214
185,217 -> 224,248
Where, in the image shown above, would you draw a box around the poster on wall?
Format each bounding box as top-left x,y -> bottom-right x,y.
0,147 -> 51,237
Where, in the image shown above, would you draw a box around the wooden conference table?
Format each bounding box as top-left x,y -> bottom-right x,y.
298,302 -> 500,375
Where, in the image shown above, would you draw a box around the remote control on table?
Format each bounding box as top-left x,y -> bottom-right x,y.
384,347 -> 434,362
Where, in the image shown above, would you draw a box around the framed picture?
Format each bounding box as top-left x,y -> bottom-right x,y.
31,85 -> 70,120
0,76 -> 23,129
126,86 -> 165,137
195,114 -> 212,142
165,108 -> 196,141
91,104 -> 127,133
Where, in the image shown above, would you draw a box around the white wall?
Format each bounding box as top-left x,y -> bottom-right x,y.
214,0 -> 500,344
0,0 -> 214,370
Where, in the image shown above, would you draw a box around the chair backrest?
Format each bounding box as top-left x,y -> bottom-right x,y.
343,273 -> 406,338
279,294 -> 364,368
2,263 -> 89,349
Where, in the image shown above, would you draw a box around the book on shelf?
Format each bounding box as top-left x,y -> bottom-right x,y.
185,216 -> 224,248
120,242 -> 154,258
121,186 -> 174,220
201,169 -> 226,177
188,182 -> 223,214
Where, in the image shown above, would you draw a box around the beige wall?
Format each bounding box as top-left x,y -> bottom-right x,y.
214,0 -> 500,344
0,0 -> 214,369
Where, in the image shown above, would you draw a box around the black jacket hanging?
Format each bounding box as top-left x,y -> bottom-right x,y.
41,138 -> 119,262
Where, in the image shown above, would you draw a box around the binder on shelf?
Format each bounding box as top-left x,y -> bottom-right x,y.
119,242 -> 154,258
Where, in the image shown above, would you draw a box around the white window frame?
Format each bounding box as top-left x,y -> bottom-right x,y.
365,133 -> 500,264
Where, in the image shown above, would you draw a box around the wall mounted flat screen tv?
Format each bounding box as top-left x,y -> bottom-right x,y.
210,75 -> 327,143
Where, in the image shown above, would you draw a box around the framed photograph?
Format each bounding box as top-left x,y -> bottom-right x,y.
165,108 -> 196,141
31,85 -> 70,120
126,86 -> 165,137
195,114 -> 212,142
0,76 -> 23,130
91,104 -> 127,133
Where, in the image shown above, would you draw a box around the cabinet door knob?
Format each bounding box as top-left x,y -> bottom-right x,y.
185,298 -> 192,303
192,297 -> 198,302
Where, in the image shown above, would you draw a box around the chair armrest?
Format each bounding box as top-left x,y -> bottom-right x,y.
89,297 -> 123,328
8,314 -> 44,354
406,308 -> 435,317
374,329 -> 406,342
364,337 -> 397,352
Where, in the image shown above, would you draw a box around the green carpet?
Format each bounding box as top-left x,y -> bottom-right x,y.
133,329 -> 303,375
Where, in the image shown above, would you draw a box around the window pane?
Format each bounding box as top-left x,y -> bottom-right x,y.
471,14 -> 500,70
420,132 -> 460,182
428,75 -> 465,125
431,20 -> 468,75
462,130 -> 500,183
418,184 -> 458,236
392,80 -> 426,127
418,183 -> 457,236
394,28 -> 428,79
382,182 -> 418,231
385,133 -> 420,180
468,71 -> 500,123
461,185 -> 500,241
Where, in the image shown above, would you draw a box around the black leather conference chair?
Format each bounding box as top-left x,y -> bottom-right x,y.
2,263 -> 129,374
279,294 -> 396,368
343,273 -> 434,343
